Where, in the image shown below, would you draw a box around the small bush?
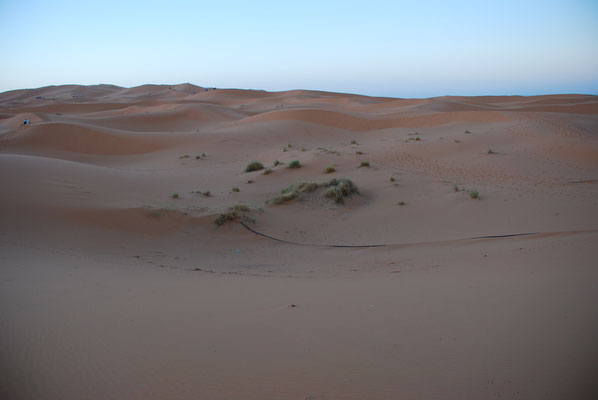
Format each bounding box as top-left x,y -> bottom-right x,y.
359,161 -> 370,167
415,137 -> 421,141
324,166 -> 336,173
487,149 -> 496,154
215,203 -> 252,225
351,140 -> 357,145
203,191 -> 211,197
390,177 -> 395,182
179,155 -> 190,159
288,160 -> 301,168
195,155 -> 201,159
263,168 -> 273,175
171,193 -> 180,199
202,153 -> 206,157
356,151 -> 364,155
469,190 -> 479,199
232,187 -> 240,192
247,180 -> 254,184
397,201 -> 405,206
464,130 -> 471,134
454,184 -> 459,192
245,161 -> 264,172
273,160 -> 281,166
271,178 -> 358,205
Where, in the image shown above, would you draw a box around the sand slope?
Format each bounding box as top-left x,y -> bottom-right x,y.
1,85 -> 597,400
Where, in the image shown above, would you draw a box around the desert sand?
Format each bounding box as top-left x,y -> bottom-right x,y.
0,84 -> 597,399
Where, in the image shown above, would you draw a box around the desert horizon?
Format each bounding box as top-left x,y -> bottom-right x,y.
1,83 -> 597,399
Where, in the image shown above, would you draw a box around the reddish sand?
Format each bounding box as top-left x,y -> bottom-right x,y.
1,84 -> 597,400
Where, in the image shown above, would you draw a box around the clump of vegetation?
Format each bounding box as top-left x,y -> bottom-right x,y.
232,187 -> 240,192
288,160 -> 301,169
179,155 -> 190,159
324,166 -> 336,173
323,178 -> 359,203
464,130 -> 471,134
273,160 -> 281,166
487,149 -> 496,154
247,179 -> 254,184
215,203 -> 253,226
202,191 -> 211,197
390,177 -> 395,182
397,201 -> 405,206
359,160 -> 370,167
263,168 -> 273,175
351,139 -> 358,145
171,193 -> 180,199
469,190 -> 479,199
195,155 -> 201,159
202,153 -> 206,157
272,178 -> 359,205
454,184 -> 460,192
245,161 -> 264,172
355,151 -> 364,155
300,147 -> 307,152
415,137 -> 421,141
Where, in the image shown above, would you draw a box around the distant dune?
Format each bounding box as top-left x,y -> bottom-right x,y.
1,85 -> 597,400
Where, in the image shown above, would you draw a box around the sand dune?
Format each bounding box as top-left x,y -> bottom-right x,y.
1,85 -> 597,400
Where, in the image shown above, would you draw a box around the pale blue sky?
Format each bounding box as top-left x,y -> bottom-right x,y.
1,0 -> 597,97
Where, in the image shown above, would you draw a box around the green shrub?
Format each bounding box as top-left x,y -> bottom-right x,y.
469,190 -> 479,199
245,161 -> 264,172
215,203 -> 252,225
397,201 -> 405,206
324,166 -> 336,173
171,193 -> 180,199
273,160 -> 281,166
232,187 -> 240,192
356,151 -> 364,155
487,149 -> 495,154
263,168 -> 273,175
288,160 -> 301,168
350,140 -> 357,145
359,160 -> 370,167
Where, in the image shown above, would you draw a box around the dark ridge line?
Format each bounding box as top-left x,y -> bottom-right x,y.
468,232 -> 538,239
240,223 -> 596,248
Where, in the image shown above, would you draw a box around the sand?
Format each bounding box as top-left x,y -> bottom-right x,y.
1,84 -> 597,399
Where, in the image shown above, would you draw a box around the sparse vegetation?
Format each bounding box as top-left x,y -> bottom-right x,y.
245,160 -> 264,172
356,151 -> 364,155
247,180 -> 254,184
469,190 -> 479,199
359,160 -> 370,167
397,201 -> 405,206
288,160 -> 301,169
488,149 -> 496,154
454,184 -> 460,192
415,137 -> 421,141
300,147 -> 307,152
215,203 -> 252,226
202,153 -> 206,157
232,187 -> 240,192
272,178 -> 359,205
203,191 -> 211,197
195,155 -> 201,159
274,160 -> 281,166
171,193 -> 180,199
464,130 -> 471,134
390,177 -> 395,182
263,168 -> 273,175
351,140 -> 357,145
324,166 -> 336,173
179,154 -> 190,159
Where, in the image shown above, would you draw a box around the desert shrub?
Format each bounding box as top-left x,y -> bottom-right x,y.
397,201 -> 405,206
215,203 -> 252,225
232,187 -> 240,192
487,149 -> 495,154
245,161 -> 264,172
359,161 -> 370,167
171,193 -> 180,199
454,184 -> 459,192
271,178 -> 357,205
288,160 -> 301,168
356,151 -> 364,155
263,168 -> 273,175
390,177 -> 395,182
351,140 -> 357,145
203,191 -> 211,197
324,166 -> 336,173
273,160 -> 281,166
469,190 -> 479,199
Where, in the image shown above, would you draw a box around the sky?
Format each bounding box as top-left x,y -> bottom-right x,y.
0,0 -> 597,97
